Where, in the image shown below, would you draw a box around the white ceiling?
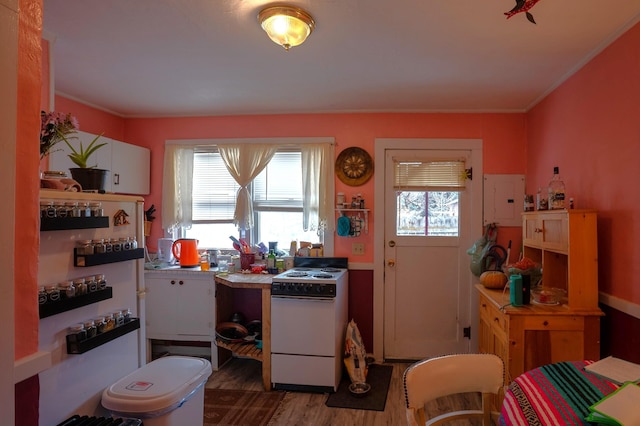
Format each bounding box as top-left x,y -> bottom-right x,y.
43,0 -> 640,118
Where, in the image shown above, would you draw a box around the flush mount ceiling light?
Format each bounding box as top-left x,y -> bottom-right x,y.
258,5 -> 315,51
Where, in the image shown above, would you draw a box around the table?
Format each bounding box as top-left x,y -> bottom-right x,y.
214,273 -> 273,391
499,361 -> 619,425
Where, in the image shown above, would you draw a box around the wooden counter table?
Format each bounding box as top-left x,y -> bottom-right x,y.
215,273 -> 273,391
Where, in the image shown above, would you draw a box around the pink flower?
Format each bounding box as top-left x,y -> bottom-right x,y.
40,111 -> 79,159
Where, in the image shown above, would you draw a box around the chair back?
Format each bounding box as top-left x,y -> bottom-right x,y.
403,353 -> 504,426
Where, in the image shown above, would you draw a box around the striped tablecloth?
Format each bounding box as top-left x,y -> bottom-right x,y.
499,361 -> 619,425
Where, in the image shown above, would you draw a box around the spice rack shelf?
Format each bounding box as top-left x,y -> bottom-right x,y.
335,208 -> 370,236
215,338 -> 262,361
39,287 -> 113,319
66,318 -> 140,354
41,216 -> 110,231
74,248 -> 145,267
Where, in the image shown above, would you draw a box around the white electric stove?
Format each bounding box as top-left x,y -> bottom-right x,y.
271,257 -> 349,392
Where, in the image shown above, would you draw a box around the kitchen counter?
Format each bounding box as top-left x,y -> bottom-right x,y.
215,273 -> 273,391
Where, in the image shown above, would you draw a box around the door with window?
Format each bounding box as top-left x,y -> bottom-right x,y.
383,146 -> 481,360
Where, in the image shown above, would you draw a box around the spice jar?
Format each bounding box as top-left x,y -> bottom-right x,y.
111,238 -> 122,252
104,239 -> 113,253
120,237 -> 131,251
85,275 -> 98,293
73,278 -> 87,296
38,287 -> 48,305
103,315 -> 115,332
44,285 -> 61,303
58,280 -> 75,299
96,274 -> 107,290
54,201 -> 68,218
121,308 -> 132,322
84,320 -> 97,339
40,201 -> 56,218
92,238 -> 106,254
67,324 -> 87,343
78,202 -> 91,217
112,311 -> 125,327
130,236 -> 138,250
89,201 -> 103,217
93,317 -> 106,334
76,240 -> 94,255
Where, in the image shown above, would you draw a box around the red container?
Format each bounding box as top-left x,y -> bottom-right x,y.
240,252 -> 256,270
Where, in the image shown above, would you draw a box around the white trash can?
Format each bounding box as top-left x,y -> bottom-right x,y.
102,356 -> 212,426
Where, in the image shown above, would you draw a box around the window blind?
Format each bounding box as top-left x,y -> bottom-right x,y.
394,159 -> 467,191
192,150 -> 240,220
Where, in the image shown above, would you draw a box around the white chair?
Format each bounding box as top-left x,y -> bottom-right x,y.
403,353 -> 504,426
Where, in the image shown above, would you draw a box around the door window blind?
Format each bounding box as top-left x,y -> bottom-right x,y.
394,159 -> 467,191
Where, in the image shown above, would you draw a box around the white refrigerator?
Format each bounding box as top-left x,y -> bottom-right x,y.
38,191 -> 146,424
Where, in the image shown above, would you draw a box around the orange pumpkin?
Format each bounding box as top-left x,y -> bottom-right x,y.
479,271 -> 508,289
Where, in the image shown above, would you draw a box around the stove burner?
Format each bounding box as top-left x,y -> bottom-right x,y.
292,267 -> 312,271
313,273 -> 334,279
285,271 -> 309,278
321,268 -> 341,273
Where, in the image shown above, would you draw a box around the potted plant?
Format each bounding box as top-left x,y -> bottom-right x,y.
63,132 -> 110,191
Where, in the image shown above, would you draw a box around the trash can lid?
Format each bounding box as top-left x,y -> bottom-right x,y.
102,356 -> 212,414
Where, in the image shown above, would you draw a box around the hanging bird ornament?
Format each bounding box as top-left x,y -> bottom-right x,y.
505,0 -> 541,24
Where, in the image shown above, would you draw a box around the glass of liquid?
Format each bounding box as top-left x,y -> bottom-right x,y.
200,252 -> 210,271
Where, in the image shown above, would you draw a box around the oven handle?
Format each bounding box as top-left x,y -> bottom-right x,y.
271,295 -> 335,302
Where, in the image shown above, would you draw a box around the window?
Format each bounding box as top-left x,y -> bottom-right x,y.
184,147 -> 319,250
393,159 -> 466,237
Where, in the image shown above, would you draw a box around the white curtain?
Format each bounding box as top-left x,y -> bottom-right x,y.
162,144 -> 194,231
218,144 -> 276,230
301,143 -> 332,232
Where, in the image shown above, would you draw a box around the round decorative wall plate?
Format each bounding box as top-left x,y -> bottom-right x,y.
335,147 -> 374,186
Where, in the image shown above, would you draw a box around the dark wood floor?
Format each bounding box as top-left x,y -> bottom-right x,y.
205,358 -> 484,426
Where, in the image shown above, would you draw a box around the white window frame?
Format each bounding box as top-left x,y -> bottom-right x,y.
165,138 -> 336,256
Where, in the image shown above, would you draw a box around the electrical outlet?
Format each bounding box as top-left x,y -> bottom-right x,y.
352,243 -> 365,255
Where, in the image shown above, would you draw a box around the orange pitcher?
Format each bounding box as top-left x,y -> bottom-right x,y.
172,238 -> 199,268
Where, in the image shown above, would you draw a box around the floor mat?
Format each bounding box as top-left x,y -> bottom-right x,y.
204,388 -> 285,426
325,364 -> 393,411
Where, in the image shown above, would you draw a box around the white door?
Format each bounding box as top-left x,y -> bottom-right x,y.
377,140 -> 482,360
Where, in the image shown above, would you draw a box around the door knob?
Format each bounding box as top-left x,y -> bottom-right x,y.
388,240 -> 396,247
387,259 -> 395,267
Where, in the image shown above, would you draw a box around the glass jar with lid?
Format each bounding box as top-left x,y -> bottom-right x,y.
40,201 -> 56,218
67,323 -> 86,343
53,201 -> 68,218
84,320 -> 97,339
76,240 -> 94,255
92,238 -> 106,254
112,238 -> 122,252
130,236 -> 138,250
112,311 -> 125,327
64,201 -> 79,217
85,275 -> 98,293
38,287 -> 48,305
104,239 -> 113,253
93,317 -> 106,334
44,285 -> 60,303
96,274 -> 107,290
120,237 -> 131,251
89,201 -> 103,217
73,278 -> 86,296
78,202 -> 91,217
58,280 -> 75,299
103,315 -> 115,332
121,308 -> 132,322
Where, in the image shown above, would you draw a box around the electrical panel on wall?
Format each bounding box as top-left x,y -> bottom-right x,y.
483,174 -> 525,227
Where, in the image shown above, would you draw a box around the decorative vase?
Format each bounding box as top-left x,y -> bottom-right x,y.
69,168 -> 109,191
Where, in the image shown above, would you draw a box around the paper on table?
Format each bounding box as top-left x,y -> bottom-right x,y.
584,356 -> 640,385
587,382 -> 640,425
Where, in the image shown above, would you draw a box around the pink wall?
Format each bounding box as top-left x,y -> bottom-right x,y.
122,113 -> 526,257
54,96 -> 125,140
527,22 -> 640,304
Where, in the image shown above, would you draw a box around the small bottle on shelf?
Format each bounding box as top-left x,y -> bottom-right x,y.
267,249 -> 276,270
548,167 -> 566,210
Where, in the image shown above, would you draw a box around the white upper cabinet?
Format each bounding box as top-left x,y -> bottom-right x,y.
49,130 -> 150,195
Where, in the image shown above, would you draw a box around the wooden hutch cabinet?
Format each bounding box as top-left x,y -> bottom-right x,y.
477,209 -> 603,382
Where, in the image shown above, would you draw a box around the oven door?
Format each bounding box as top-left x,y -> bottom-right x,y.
271,295 -> 337,357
